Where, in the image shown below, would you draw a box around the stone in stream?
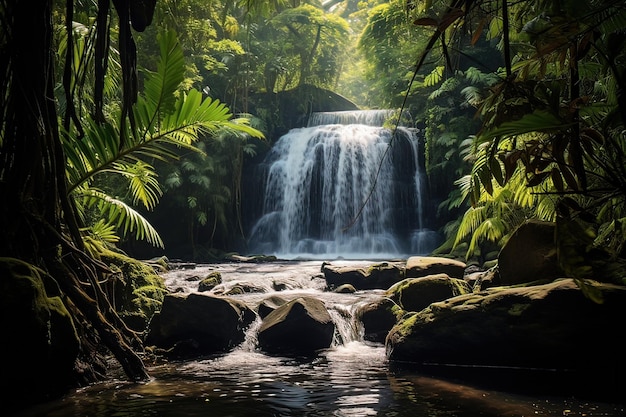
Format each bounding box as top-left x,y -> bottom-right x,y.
145,292 -> 255,358
257,296 -> 335,355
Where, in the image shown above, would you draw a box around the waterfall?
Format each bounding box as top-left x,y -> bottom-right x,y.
247,110 -> 439,259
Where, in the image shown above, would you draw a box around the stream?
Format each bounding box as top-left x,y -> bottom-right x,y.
11,260 -> 625,416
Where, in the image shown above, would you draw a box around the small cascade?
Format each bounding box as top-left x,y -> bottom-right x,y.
307,109 -> 409,127
328,304 -> 363,346
247,110 -> 439,259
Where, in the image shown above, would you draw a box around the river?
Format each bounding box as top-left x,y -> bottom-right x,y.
10,260 -> 625,416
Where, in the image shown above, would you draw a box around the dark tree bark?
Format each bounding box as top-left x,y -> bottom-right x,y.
1,0 -> 151,408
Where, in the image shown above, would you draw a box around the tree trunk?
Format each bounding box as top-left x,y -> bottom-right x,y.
0,0 -> 149,405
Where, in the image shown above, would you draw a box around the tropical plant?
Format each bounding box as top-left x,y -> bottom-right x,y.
62,29 -> 263,255
263,4 -> 350,89
155,128 -> 258,259
406,0 -> 626,283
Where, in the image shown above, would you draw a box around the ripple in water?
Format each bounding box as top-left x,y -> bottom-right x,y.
10,261 -> 625,417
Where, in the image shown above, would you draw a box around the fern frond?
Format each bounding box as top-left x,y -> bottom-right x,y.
80,188 -> 164,248
425,65 -> 444,87
453,205 -> 486,246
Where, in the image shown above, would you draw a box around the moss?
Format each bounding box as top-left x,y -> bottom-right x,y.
448,277 -> 470,296
508,303 -> 530,316
98,249 -> 167,331
392,312 -> 419,339
0,257 -> 81,395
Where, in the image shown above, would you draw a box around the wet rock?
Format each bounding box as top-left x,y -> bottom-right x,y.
145,292 -> 255,358
257,297 -> 335,355
333,283 -> 357,293
226,254 -> 278,263
257,295 -> 289,319
387,274 -> 471,313
356,297 -> 398,343
322,261 -> 405,290
197,271 -> 222,292
386,279 -> 626,379
405,256 -> 466,279
465,267 -> 498,291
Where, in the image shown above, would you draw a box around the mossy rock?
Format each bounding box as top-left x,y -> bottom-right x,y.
99,249 -> 167,331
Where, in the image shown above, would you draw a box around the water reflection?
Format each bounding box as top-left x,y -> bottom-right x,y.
9,261 -> 625,417
12,342 -> 625,417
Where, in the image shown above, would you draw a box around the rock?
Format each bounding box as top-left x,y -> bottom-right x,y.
498,220 -> 563,285
405,256 -> 466,279
387,274 -> 471,312
333,283 -> 357,293
197,271 -> 222,292
145,292 -> 255,358
322,261 -> 405,290
465,267 -> 498,290
386,278 -> 626,396
225,254 -> 278,263
257,297 -> 335,355
257,295 -> 288,319
1,259 -> 82,405
356,297 -> 398,343
100,248 -> 168,332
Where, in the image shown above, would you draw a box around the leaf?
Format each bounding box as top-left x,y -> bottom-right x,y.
413,17 -> 438,27
425,66 -> 445,87
471,17 -> 488,45
560,165 -> 579,191
489,155 -> 504,186
526,171 -> 549,187
551,167 -> 564,191
80,188 -> 164,248
479,110 -> 570,141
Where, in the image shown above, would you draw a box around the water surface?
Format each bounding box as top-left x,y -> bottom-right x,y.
11,261 -> 625,417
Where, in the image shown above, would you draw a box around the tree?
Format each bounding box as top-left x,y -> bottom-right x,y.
406,0 -> 626,282
266,4 -> 350,88
1,0 -> 153,406
0,0 -> 263,409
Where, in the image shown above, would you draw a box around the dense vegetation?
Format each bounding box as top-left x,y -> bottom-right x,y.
1,0 -> 625,409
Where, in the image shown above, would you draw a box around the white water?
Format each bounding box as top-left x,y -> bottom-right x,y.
248,110 -> 440,260
11,261 -> 624,417
163,260 -> 385,349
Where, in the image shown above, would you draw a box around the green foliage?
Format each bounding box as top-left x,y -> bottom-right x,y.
98,248 -> 168,328
62,29 -> 263,250
411,0 -> 626,283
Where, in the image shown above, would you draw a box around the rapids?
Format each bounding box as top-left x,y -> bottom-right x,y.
9,260 -> 624,417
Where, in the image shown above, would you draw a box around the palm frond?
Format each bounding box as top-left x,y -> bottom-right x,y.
453,205 -> 486,247
112,161 -> 163,210
141,30 -> 184,115
88,219 -> 120,243
81,188 -> 164,248
478,110 -> 571,142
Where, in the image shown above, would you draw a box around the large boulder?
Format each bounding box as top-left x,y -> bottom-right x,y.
1,259 -> 83,407
257,295 -> 289,319
386,278 -> 626,398
145,292 -> 255,358
100,248 -> 168,331
322,261 -> 405,290
356,297 -> 398,343
387,274 -> 472,312
257,297 -> 335,355
405,256 -> 466,279
498,220 -> 563,286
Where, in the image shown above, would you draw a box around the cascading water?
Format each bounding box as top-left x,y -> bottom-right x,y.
247,110 -> 440,259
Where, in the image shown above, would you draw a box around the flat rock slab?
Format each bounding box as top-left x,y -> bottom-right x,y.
405,256 -> 466,279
